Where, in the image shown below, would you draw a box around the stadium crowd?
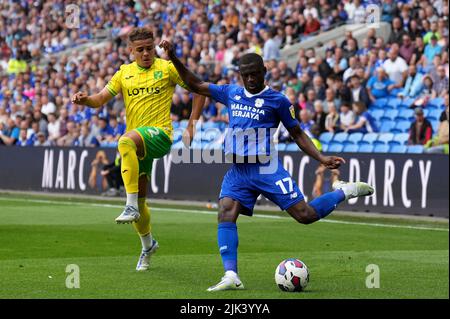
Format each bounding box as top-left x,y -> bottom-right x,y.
0,0 -> 448,153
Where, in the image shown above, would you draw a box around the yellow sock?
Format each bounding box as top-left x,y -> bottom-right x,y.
133,198 -> 151,236
118,136 -> 139,194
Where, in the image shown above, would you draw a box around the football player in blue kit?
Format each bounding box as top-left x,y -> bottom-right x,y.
160,40 -> 374,291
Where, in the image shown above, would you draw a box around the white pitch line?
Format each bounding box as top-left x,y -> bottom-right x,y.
0,197 -> 448,232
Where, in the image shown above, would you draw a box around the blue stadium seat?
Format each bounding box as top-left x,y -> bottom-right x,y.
322,143 -> 328,152
427,97 -> 444,108
332,132 -> 349,143
407,145 -> 424,154
374,133 -> 394,145
172,121 -> 180,129
202,128 -> 222,142
276,143 -> 286,151
319,132 -> 334,144
358,144 -> 374,153
380,109 -> 399,121
360,132 -> 378,144
172,128 -> 183,143
399,98 -> 415,109
431,120 -> 439,133
328,142 -> 344,153
391,120 -> 411,134
390,145 -> 407,153
347,132 -> 363,144
395,109 -> 414,121
374,144 -> 390,153
202,121 -> 217,130
390,133 -> 409,146
427,109 -> 442,121
371,98 -> 388,109
422,109 -> 430,118
370,109 -> 385,121
343,144 -> 358,152
286,143 -> 299,151
386,97 -> 402,108
379,120 -> 395,133
179,120 -> 189,129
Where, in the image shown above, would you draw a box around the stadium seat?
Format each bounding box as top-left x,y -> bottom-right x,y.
347,132 -> 363,144
390,133 -> 410,146
285,143 -> 299,151
332,132 -> 348,143
172,128 -> 183,143
391,120 -> 411,134
427,109 -> 442,121
390,145 -> 407,153
371,98 -> 388,109
373,144 -> 390,153
319,132 -> 334,144
202,128 -> 222,142
422,109 -> 430,118
370,109 -> 385,121
407,145 -> 424,154
328,142 -> 344,152
395,109 -> 414,121
322,143 -> 328,152
276,143 -> 286,151
399,98 -> 415,109
178,120 -> 189,129
374,133 -> 394,145
427,97 -> 444,108
360,133 -> 378,145
172,121 -> 180,129
380,109 -> 399,121
358,144 -> 374,153
343,144 -> 358,152
202,122 -> 217,130
379,120 -> 395,133
386,97 -> 402,108
431,120 -> 440,133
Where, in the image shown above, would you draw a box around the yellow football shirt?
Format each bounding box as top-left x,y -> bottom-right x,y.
105,58 -> 188,137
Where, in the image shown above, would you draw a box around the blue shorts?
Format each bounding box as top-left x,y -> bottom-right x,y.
219,160 -> 304,215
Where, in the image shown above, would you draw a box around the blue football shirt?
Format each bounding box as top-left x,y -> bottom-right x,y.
209,84 -> 299,157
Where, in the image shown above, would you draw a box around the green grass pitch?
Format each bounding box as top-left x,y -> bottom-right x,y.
0,193 -> 448,299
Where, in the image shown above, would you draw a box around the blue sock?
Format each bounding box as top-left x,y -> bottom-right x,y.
309,190 -> 345,219
217,222 -> 238,273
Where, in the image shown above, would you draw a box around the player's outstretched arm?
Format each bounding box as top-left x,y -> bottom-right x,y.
287,125 -> 345,170
159,40 -> 211,97
71,88 -> 114,108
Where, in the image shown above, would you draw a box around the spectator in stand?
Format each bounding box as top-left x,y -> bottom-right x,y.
399,34 -> 415,64
338,105 -> 355,133
325,102 -> 339,133
262,28 -> 280,61
0,118 -> 19,145
46,112 -> 60,143
424,35 -> 443,65
34,132 -> 52,146
348,75 -> 370,108
74,123 -> 99,147
425,101 -> 449,154
312,100 -> 327,134
304,14 -> 321,37
432,65 -> 449,97
389,17 -> 407,45
408,107 -> 433,145
346,102 -> 378,134
299,109 -> 314,137
367,67 -> 395,102
413,75 -> 437,107
398,64 -> 424,99
383,44 -> 408,91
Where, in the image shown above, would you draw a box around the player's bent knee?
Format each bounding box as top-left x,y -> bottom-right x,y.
218,199 -> 237,223
118,136 -> 137,156
290,207 -> 318,225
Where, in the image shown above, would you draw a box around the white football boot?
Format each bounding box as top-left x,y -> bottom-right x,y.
332,180 -> 375,200
207,271 -> 245,292
115,205 -> 140,224
136,239 -> 159,271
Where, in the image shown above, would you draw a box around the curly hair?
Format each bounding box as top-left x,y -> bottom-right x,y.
128,27 -> 154,43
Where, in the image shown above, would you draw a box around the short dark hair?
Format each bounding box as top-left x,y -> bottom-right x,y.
238,53 -> 264,69
128,27 -> 154,43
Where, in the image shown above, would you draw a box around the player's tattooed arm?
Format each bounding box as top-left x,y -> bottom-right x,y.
287,125 -> 345,170
159,40 -> 211,97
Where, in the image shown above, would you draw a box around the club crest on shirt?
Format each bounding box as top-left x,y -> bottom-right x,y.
289,105 -> 296,119
234,95 -> 241,100
255,98 -> 264,108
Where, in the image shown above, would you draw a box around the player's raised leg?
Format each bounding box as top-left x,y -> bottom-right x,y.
207,197 -> 246,292
115,131 -> 143,223
134,175 -> 158,271
286,181 -> 374,224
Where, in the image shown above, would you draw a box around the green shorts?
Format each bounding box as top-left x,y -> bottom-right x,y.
134,127 -> 172,178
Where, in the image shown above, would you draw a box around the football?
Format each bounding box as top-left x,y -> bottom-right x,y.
275,258 -> 309,292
